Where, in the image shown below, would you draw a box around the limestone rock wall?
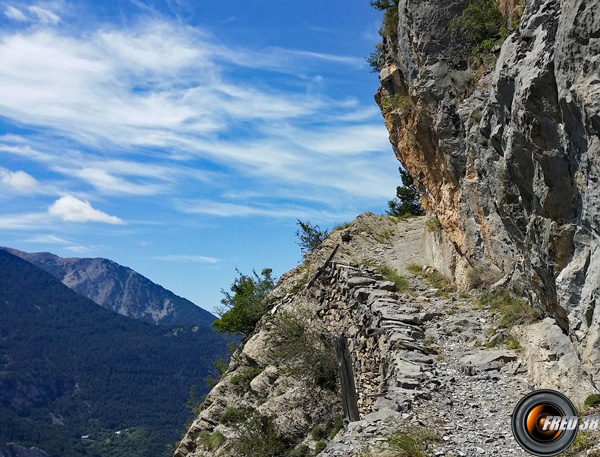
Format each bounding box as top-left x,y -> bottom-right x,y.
377,0 -> 600,383
317,261 -> 438,415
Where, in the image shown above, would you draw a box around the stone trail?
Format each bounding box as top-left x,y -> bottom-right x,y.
317,259 -> 532,457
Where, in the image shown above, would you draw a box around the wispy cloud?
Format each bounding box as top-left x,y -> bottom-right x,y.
26,234 -> 70,244
5,6 -> 27,21
65,245 -> 95,253
48,195 -> 124,224
4,4 -> 62,24
0,23 -> 338,149
0,212 -> 49,229
154,254 -> 220,263
28,6 -> 61,24
0,167 -> 38,193
0,17 -> 397,228
177,199 -> 358,222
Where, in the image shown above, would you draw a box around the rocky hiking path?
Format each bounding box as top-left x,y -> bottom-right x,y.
177,214 -> 595,457
321,215 -> 534,457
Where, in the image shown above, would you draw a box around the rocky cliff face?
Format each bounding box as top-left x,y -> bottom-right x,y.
376,0 -> 600,383
2,248 -> 215,326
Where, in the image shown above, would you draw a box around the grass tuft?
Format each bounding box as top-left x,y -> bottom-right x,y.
376,264 -> 411,292
315,440 -> 327,454
584,394 -> 600,408
387,425 -> 440,457
230,366 -> 263,386
198,431 -> 225,450
406,263 -> 423,274
478,290 -> 540,328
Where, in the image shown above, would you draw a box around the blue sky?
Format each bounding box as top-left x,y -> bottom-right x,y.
0,0 -> 400,314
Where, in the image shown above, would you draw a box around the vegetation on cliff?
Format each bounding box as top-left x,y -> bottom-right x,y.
450,0 -> 510,54
296,220 -> 329,255
366,0 -> 400,72
386,167 -> 424,217
213,268 -> 276,337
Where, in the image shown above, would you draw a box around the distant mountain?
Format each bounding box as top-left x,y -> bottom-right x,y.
2,247 -> 215,326
0,249 -> 228,457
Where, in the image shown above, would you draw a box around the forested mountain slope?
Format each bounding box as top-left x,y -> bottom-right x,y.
0,249 -> 227,457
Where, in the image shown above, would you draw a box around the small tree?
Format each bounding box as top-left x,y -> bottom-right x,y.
451,0 -> 508,54
213,268 -> 276,337
386,168 -> 424,217
370,0 -> 400,39
296,220 -> 329,254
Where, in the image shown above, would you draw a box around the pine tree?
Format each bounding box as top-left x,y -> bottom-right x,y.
386,167 -> 424,216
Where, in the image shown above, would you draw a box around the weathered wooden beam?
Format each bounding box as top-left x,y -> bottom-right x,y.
306,244 -> 340,289
334,333 -> 360,422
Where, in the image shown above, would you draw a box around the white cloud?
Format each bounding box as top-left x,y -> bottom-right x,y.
26,234 -> 69,244
0,212 -> 49,229
28,6 -> 60,24
0,23 -> 337,149
155,254 -> 220,263
72,168 -> 167,196
0,168 -> 39,193
5,6 -> 27,21
0,21 -> 399,223
48,195 -> 124,224
177,199 -> 357,222
65,245 -> 94,253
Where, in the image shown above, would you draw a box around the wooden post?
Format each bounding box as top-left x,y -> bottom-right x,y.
334,333 -> 360,422
306,244 -> 339,289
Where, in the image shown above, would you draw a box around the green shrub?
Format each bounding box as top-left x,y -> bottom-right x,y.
367,42 -> 384,72
290,262 -> 311,295
570,430 -> 591,450
231,366 -> 264,386
451,0 -> 509,55
296,220 -> 329,254
213,268 -> 276,336
425,216 -> 442,232
387,426 -> 440,457
424,270 -> 454,294
220,407 -> 252,425
266,310 -> 337,390
310,425 -> 327,441
289,444 -> 311,457
409,267 -> 454,296
371,0 -> 400,39
382,94 -> 412,116
184,385 -> 204,418
198,431 -> 225,451
470,108 -> 483,124
585,394 -> 600,408
230,413 -> 288,457
315,440 -> 327,454
505,335 -> 522,350
478,290 -> 540,328
373,229 -> 394,244
333,221 -> 351,231
406,263 -> 423,274
327,415 -> 344,438
376,264 -> 410,292
204,339 -> 238,387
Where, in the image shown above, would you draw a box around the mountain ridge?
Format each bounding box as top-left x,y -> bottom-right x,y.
1,247 -> 215,326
